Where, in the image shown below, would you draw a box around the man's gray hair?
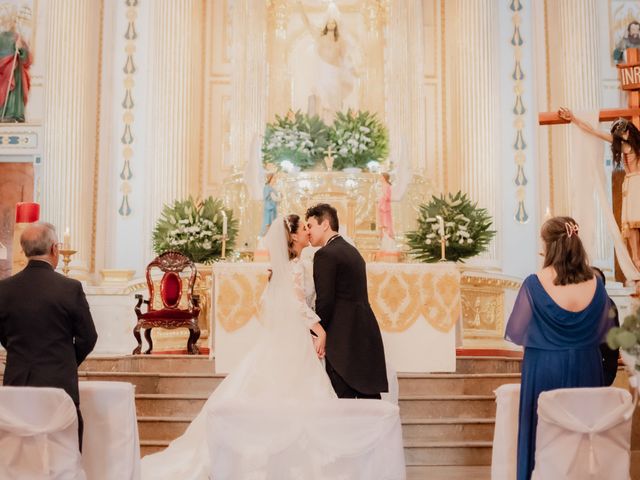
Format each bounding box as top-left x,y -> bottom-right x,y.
20,222 -> 57,257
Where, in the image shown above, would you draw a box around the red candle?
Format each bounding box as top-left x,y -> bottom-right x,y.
15,202 -> 40,224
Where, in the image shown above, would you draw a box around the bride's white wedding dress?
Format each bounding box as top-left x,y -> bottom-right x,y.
141,218 -> 405,480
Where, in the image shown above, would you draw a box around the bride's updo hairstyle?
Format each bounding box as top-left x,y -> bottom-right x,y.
285,214 -> 301,260
541,216 -> 594,286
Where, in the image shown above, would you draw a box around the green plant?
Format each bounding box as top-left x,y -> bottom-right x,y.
262,110 -> 329,170
328,109 -> 389,170
152,196 -> 237,264
405,191 -> 496,262
607,308 -> 640,363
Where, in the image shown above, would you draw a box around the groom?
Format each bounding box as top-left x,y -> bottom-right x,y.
306,203 -> 388,399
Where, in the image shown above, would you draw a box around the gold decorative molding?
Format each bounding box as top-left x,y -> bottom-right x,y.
91,0 -> 105,274
461,275 -> 521,290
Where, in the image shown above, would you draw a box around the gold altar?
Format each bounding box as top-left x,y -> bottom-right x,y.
222,171 -> 435,253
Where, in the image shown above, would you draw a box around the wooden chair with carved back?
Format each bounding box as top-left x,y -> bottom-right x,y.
133,251 -> 201,355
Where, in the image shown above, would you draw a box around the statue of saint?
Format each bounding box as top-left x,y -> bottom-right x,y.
378,172 -> 394,239
260,173 -> 281,236
297,0 -> 357,123
0,5 -> 31,123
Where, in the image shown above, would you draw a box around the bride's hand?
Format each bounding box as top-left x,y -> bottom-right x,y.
313,333 -> 326,359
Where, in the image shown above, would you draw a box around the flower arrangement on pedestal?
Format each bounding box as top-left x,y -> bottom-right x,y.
405,191 -> 496,263
152,196 -> 237,264
262,110 -> 329,171
327,109 -> 389,171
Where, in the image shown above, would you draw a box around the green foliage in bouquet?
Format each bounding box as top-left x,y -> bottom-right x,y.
262,110 -> 329,170
406,191 -> 496,263
607,308 -> 640,362
152,196 -> 237,264
328,109 -> 389,170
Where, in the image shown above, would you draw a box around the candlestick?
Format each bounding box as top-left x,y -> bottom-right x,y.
544,206 -> 552,220
59,249 -> 77,276
63,227 -> 71,250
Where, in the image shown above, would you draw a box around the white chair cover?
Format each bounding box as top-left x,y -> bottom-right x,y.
491,383 -> 520,480
207,399 -> 406,480
532,387 -> 634,480
80,381 -> 141,480
0,386 -> 86,479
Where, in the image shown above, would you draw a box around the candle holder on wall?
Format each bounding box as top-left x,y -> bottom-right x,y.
59,249 -> 77,276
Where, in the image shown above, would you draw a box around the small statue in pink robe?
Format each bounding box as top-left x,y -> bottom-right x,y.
378,172 -> 394,238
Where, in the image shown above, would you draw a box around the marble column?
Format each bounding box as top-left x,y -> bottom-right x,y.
386,2 -> 424,172
446,0 -> 501,265
144,0 -> 204,247
547,0 -> 606,261
42,0 -> 101,277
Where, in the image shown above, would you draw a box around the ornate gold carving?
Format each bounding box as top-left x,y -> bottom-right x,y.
461,283 -> 505,338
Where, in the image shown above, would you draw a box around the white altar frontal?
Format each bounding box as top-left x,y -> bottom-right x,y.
212,261 -> 460,374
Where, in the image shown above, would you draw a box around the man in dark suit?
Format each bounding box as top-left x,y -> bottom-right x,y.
0,223 -> 98,450
306,203 -> 388,399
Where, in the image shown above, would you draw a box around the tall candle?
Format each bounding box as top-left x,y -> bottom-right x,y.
63,227 -> 71,249
436,215 -> 445,236
221,211 -> 228,237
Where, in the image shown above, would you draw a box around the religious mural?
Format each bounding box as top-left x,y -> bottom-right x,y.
0,1 -> 34,122
611,0 -> 640,64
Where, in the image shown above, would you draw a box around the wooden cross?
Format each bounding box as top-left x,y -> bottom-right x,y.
538,48 -> 640,281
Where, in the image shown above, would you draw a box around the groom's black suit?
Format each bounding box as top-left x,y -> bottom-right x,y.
313,235 -> 388,397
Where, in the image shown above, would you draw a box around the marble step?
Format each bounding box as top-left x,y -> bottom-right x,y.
140,439 -> 493,467
77,354 -> 522,375
79,371 -> 520,396
134,394 -> 496,419
406,465 -> 491,479
137,415 -> 496,443
399,395 -> 496,420
404,441 -> 493,466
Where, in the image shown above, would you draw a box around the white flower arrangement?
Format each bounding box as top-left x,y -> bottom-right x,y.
262,111 -> 328,170
153,197 -> 237,264
406,191 -> 495,262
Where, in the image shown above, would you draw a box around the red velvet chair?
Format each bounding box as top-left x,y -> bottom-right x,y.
133,251 -> 201,355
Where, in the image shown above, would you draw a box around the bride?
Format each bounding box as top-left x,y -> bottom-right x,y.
141,215 -> 405,480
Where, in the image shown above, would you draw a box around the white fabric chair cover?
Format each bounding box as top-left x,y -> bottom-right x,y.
0,386 -> 85,479
532,387 -> 634,480
207,399 -> 406,480
491,383 -> 520,480
80,381 -> 141,480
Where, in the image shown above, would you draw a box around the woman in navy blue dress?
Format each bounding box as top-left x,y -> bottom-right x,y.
505,216 -> 616,480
